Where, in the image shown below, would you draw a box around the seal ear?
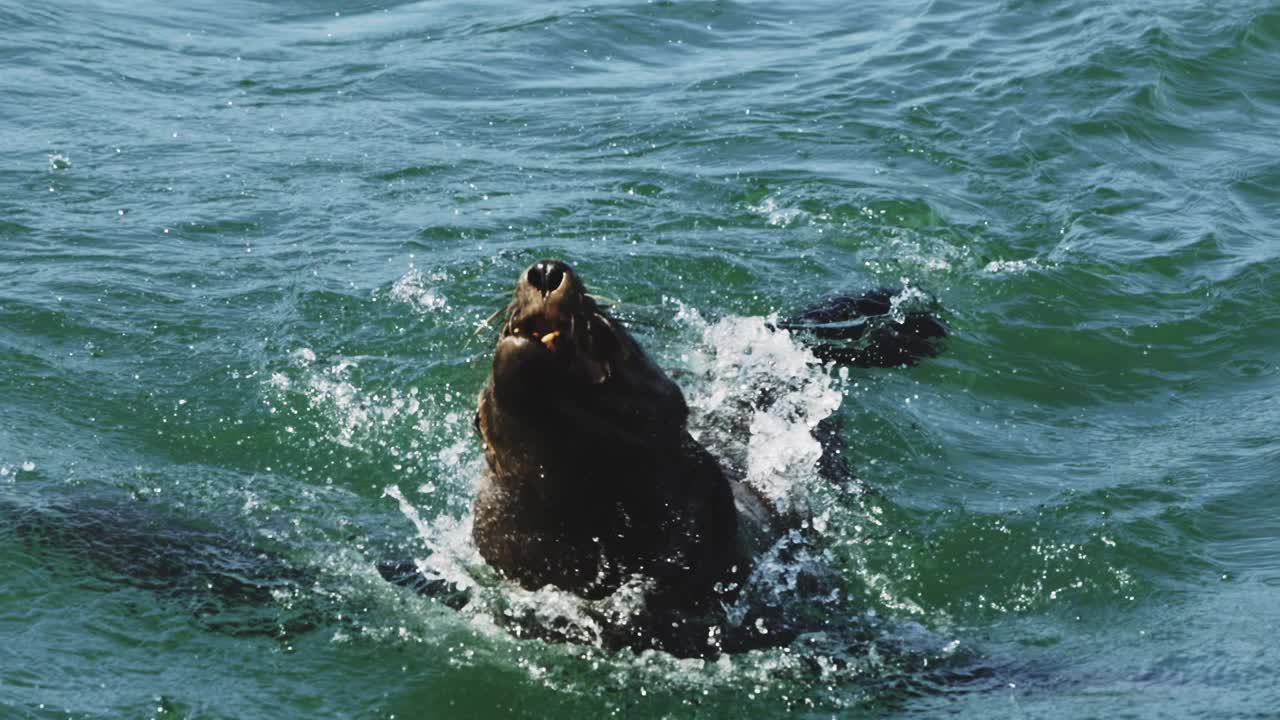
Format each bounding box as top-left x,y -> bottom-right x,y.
589,312 -> 630,362
577,311 -> 639,384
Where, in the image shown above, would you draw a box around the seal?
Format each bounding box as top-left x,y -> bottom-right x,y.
472,260 -> 777,626
372,259 -> 952,654
463,260 -> 947,656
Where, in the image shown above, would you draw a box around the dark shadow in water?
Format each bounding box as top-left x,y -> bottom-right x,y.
3,490 -> 321,638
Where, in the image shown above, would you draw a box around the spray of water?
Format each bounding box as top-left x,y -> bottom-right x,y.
264,299 -> 975,707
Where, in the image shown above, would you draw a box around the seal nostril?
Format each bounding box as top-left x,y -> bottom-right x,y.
525,260 -> 570,296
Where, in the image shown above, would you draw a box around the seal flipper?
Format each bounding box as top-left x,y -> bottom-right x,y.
777,288 -> 946,368
375,559 -> 471,610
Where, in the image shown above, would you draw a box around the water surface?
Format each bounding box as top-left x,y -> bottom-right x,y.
3,1 -> 1279,717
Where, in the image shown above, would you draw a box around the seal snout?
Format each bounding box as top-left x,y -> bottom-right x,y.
505,259 -> 583,351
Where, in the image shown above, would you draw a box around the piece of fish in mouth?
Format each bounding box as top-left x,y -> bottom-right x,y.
541,331 -> 560,350
512,314 -> 558,340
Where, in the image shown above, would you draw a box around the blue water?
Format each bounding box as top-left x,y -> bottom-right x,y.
3,1 -> 1279,717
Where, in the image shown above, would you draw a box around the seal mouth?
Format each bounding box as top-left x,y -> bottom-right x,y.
503,259 -> 573,350
495,260 -> 620,385
506,312 -> 566,352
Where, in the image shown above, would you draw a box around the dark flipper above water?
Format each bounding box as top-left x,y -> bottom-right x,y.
777,288 -> 947,368
375,559 -> 471,610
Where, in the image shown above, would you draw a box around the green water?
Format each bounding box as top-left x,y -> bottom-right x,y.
3,1 -> 1279,717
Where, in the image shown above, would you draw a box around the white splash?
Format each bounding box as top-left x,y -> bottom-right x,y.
262,352 -> 478,493
887,278 -> 934,323
384,483 -> 479,593
983,258 -> 1041,274
747,196 -> 809,227
389,267 -> 449,313
301,361 -> 387,448
1,462 -> 37,481
675,306 -> 844,513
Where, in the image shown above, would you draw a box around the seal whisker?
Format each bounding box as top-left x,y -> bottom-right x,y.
463,304 -> 511,350
473,305 -> 507,336
591,311 -> 616,332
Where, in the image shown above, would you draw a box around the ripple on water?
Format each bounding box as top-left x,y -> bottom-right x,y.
4,0 -> 1280,715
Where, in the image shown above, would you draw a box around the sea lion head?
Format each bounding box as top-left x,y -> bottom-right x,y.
492,259 -> 627,397
481,259 -> 688,452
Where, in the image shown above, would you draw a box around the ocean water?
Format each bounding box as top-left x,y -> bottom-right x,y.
3,0 -> 1279,717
